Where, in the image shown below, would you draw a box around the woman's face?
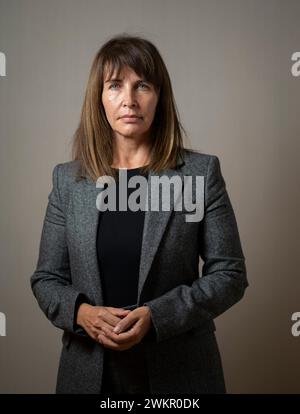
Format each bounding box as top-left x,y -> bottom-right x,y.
102,65 -> 159,141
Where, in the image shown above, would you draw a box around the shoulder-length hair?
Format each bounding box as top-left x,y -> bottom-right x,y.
72,33 -> 189,182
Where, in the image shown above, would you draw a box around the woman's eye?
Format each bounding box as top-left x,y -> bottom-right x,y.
138,83 -> 148,89
109,83 -> 120,90
108,82 -> 149,90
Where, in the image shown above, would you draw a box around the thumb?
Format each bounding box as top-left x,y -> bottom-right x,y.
113,313 -> 138,334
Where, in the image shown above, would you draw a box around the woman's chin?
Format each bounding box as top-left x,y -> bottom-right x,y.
115,128 -> 149,139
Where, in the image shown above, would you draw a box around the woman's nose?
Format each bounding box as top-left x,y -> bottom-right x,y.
122,87 -> 137,107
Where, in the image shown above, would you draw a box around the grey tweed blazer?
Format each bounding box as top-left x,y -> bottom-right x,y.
30,149 -> 248,394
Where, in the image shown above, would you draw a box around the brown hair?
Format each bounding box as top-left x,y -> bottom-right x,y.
72,33 -> 190,182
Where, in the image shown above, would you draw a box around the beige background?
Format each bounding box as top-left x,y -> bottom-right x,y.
0,0 -> 299,393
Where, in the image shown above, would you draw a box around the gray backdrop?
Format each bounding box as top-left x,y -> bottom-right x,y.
0,0 -> 299,393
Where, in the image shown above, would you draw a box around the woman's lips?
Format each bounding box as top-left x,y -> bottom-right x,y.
120,116 -> 142,122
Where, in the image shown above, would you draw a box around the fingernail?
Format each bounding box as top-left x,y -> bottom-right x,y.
113,327 -> 120,334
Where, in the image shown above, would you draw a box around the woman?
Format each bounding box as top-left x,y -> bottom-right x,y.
31,34 -> 248,394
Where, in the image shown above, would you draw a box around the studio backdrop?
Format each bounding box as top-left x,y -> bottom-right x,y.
0,0 -> 299,393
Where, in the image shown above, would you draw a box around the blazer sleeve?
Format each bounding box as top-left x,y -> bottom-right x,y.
30,164 -> 89,335
143,155 -> 248,343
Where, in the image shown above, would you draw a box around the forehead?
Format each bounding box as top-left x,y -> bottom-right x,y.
103,64 -> 143,81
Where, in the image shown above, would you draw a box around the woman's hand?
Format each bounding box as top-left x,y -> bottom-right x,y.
76,303 -> 131,341
97,306 -> 153,351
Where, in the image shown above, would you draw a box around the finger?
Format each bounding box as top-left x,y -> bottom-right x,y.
98,332 -> 118,349
100,321 -> 120,334
102,307 -> 131,327
100,310 -> 125,328
89,326 -> 103,341
108,307 -> 132,317
98,332 -> 130,351
113,314 -> 139,334
101,325 -> 138,344
85,321 -> 102,337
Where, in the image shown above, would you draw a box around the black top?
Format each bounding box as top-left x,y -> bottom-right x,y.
96,166 -> 148,308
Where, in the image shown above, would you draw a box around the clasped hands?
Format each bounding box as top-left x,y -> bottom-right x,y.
76,303 -> 153,351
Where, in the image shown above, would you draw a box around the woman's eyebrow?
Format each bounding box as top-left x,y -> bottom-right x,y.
104,78 -> 122,83
104,78 -> 148,84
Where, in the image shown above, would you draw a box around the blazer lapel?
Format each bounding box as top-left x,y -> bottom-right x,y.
73,157 -> 185,306
73,179 -> 103,304
137,166 -> 185,302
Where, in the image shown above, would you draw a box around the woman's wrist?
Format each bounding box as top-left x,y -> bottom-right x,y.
76,302 -> 91,326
